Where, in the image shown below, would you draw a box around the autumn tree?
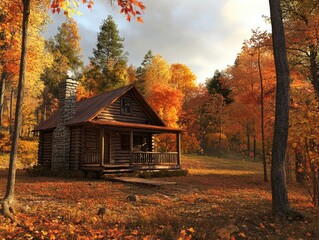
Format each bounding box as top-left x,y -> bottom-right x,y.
0,0 -> 51,129
245,29 -> 272,181
148,83 -> 183,151
144,54 -> 171,98
40,18 -> 83,118
1,0 -> 145,221
85,15 -> 128,94
281,0 -> 319,99
170,63 -> 196,99
202,94 -> 229,157
288,76 -> 315,183
0,2 -> 23,127
127,64 -> 137,84
181,84 -> 209,153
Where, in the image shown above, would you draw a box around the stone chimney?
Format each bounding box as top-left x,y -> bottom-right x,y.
51,77 -> 78,171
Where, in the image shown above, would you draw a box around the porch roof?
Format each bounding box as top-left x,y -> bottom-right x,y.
87,119 -> 184,133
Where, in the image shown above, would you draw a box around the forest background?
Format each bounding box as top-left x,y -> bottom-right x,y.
1,0 -> 319,206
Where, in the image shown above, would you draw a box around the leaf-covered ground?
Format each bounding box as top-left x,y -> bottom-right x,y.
0,155 -> 318,239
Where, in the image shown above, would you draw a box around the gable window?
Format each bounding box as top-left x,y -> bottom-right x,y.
121,98 -> 132,114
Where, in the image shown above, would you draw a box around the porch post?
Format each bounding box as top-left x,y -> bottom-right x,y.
101,127 -> 105,166
177,132 -> 181,166
130,131 -> 133,164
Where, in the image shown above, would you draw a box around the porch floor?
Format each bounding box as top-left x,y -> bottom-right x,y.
111,177 -> 177,186
80,163 -> 180,174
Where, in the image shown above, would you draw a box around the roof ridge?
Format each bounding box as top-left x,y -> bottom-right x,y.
77,84 -> 134,104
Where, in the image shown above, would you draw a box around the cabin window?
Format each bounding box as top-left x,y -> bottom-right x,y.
121,98 -> 132,114
120,134 -> 130,151
133,135 -> 148,151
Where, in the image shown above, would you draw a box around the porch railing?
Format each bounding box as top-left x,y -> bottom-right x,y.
81,152 -> 101,165
132,151 -> 178,165
81,151 -> 179,166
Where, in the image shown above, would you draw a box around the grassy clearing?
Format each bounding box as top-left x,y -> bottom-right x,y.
0,154 -> 318,239
183,154 -> 264,175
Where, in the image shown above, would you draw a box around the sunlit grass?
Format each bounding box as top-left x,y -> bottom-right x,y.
189,169 -> 259,175
182,154 -> 264,176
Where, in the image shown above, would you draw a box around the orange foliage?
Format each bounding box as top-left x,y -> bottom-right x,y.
226,45 -> 276,153
76,81 -> 95,101
50,0 -> 145,21
179,84 -> 209,153
148,84 -> 183,128
170,63 -> 197,97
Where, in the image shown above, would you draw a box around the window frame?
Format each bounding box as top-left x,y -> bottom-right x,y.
120,97 -> 132,115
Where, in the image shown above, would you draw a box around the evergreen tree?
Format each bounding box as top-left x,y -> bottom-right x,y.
86,15 -> 128,93
206,70 -> 233,104
136,50 -> 153,94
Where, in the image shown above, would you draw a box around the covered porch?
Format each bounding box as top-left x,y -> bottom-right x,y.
79,121 -> 182,173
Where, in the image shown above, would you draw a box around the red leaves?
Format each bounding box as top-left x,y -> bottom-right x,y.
116,0 -> 145,22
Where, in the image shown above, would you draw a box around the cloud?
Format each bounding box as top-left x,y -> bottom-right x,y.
46,0 -> 270,83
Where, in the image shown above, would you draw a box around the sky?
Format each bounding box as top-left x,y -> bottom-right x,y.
47,0 -> 271,84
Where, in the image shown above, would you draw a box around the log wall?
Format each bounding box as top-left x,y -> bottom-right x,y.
38,131 -> 53,169
38,132 -> 44,166
81,125 -> 102,165
70,126 -> 82,170
110,131 -> 130,164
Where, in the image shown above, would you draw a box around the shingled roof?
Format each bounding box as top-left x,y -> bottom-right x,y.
34,84 -> 168,131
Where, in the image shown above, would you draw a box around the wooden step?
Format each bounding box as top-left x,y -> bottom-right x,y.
102,164 -> 130,169
102,166 -> 134,174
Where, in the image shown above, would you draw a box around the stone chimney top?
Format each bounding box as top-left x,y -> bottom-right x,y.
58,78 -> 78,124
66,69 -> 76,79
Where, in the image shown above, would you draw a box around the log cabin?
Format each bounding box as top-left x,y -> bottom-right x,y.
34,78 -> 183,173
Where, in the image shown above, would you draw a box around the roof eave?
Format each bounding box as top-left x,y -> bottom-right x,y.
88,120 -> 185,133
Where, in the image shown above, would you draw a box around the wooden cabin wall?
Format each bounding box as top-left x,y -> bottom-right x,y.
110,131 -> 130,164
84,126 -> 100,152
39,131 -> 53,169
38,132 -> 44,165
96,92 -> 154,124
69,126 -> 82,170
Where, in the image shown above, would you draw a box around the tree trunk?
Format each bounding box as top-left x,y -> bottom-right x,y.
1,0 -> 30,221
253,136 -> 257,160
246,124 -> 250,157
0,73 -> 6,127
218,110 -> 222,158
199,107 -> 205,155
9,88 -> 14,134
309,45 -> 319,98
269,0 -> 302,220
258,47 -> 268,181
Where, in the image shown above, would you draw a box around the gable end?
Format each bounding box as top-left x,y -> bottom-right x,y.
94,89 -> 160,125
